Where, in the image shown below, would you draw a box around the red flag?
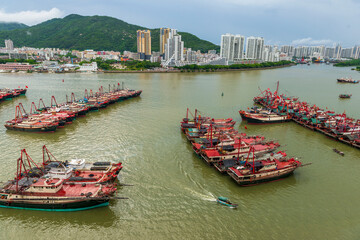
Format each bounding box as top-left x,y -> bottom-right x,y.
118,83 -> 120,85
25,86 -> 28,88
18,86 -> 20,88
62,79 -> 64,82
244,125 -> 248,129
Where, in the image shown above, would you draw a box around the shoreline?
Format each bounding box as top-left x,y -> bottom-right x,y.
101,63 -> 296,73
0,63 -> 295,74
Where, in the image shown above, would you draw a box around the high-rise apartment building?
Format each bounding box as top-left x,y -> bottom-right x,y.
334,44 -> 342,59
164,29 -> 184,65
5,39 -> 14,50
351,46 -> 360,59
220,33 -> 245,62
160,28 -> 171,56
341,48 -> 352,58
246,37 -> 264,60
325,47 -> 335,58
137,30 -> 151,60
185,48 -> 197,63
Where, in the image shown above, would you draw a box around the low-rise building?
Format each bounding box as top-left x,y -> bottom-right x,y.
79,62 -> 98,72
0,62 -> 34,71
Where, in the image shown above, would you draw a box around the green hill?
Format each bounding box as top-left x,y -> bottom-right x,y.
0,14 -> 219,53
0,22 -> 28,31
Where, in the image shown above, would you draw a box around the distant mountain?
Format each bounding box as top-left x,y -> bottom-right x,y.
0,14 -> 219,53
0,22 -> 28,31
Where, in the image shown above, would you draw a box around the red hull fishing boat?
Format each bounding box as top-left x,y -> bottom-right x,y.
4,84 -> 142,133
4,103 -> 59,132
180,109 -> 308,186
251,84 -> 360,149
0,148 -> 122,211
227,147 -> 304,186
0,87 -> 27,103
181,108 -> 234,132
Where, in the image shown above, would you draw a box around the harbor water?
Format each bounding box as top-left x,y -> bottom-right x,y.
0,64 -> 359,239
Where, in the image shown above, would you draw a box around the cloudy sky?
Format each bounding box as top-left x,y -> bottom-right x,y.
0,0 -> 359,47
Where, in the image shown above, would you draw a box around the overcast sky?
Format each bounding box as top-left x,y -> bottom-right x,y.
0,0 -> 359,47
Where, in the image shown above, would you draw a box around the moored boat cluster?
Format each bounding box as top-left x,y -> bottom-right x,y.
181,109 -> 304,186
0,146 -> 124,211
0,87 -> 27,102
251,89 -> 360,148
4,84 -> 142,132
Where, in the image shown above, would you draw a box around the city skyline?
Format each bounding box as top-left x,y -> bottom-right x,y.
0,0 -> 360,47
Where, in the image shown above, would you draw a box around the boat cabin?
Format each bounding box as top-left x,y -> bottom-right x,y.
26,178 -> 64,193
44,166 -> 73,179
67,159 -> 86,169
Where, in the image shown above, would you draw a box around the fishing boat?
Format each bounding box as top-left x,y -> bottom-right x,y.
0,87 -> 27,103
0,149 -> 119,211
216,197 -> 238,208
339,94 -> 352,99
181,108 -> 234,132
180,109 -> 306,186
337,77 -> 359,83
252,86 -> 360,149
239,108 -> 291,124
4,84 -> 142,133
227,147 -> 303,186
4,104 -> 59,132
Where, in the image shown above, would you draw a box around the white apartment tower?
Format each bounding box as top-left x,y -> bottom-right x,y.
246,37 -> 264,60
220,33 -> 245,62
351,46 -> 360,59
334,44 -> 342,59
164,29 -> 184,64
5,39 -> 14,50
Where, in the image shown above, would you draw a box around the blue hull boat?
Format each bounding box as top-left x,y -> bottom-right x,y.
217,197 -> 238,208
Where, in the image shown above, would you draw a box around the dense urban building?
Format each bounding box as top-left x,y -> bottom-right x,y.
136,30 -> 151,60
246,37 -> 264,60
220,33 -> 245,63
163,29 -> 184,66
160,28 -> 171,57
4,39 -> 14,51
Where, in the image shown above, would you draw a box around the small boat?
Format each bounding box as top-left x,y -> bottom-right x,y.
339,94 -> 352,99
216,196 -> 238,208
337,77 -> 359,83
333,148 -> 344,156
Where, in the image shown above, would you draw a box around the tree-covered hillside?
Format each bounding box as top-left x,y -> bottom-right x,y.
0,14 -> 219,53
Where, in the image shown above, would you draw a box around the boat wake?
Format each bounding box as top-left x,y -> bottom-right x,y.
184,187 -> 217,202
